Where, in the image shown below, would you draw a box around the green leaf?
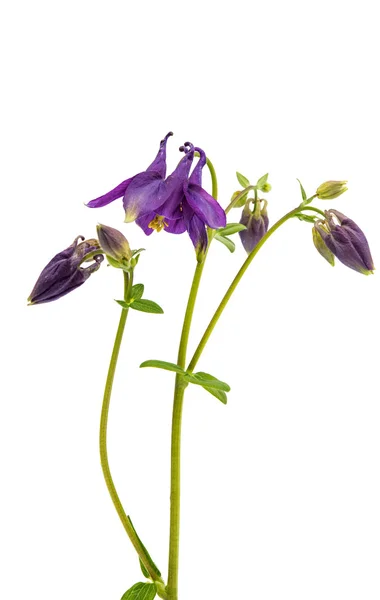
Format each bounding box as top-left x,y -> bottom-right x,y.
139,559 -> 150,579
297,178 -> 308,203
214,234 -> 236,253
203,385 -> 228,404
183,371 -> 231,392
217,223 -> 246,236
295,212 -> 317,223
236,171 -> 250,187
130,299 -> 164,314
121,582 -> 156,600
131,283 -> 144,300
115,299 -> 130,309
256,173 -> 269,189
127,517 -> 161,578
140,360 -> 185,374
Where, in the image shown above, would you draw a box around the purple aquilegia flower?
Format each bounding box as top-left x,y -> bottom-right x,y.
87,133 -> 226,253
239,199 -> 269,254
28,237 -> 104,304
87,132 -> 173,209
315,209 -> 374,275
135,143 -> 226,253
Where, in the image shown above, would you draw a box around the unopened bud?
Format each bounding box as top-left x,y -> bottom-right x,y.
97,224 -> 132,263
239,199 -> 269,254
316,180 -> 348,200
315,210 -> 374,275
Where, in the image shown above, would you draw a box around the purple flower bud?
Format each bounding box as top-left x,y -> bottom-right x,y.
96,224 -> 132,262
239,199 -> 269,254
28,237 -> 104,304
315,210 -> 374,275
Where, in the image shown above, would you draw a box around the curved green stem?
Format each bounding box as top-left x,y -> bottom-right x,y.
99,270 -> 165,589
300,205 -> 325,217
166,160 -> 218,600
187,206 -> 303,373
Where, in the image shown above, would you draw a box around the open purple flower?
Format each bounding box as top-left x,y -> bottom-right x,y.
135,144 -> 226,254
315,209 -> 374,275
87,132 -> 173,209
87,134 -> 226,253
28,237 -> 104,304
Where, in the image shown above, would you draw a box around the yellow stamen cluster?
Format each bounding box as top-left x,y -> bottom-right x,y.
148,215 -> 169,232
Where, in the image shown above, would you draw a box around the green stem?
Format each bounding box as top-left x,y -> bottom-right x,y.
167,260 -> 205,600
187,206 -> 303,373
99,270 -> 165,589
166,158 -> 218,600
300,205 -> 325,217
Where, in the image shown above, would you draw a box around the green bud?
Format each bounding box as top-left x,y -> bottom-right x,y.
312,225 -> 335,266
231,190 -> 248,208
316,180 -> 348,200
261,182 -> 272,193
96,224 -> 132,262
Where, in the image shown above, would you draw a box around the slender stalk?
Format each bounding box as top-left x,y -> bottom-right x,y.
99,270 -> 165,588
167,261 -> 206,599
166,157 -> 218,600
187,206 -> 303,373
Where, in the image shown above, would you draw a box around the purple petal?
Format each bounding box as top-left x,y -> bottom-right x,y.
189,147 -> 207,186
187,213 -> 208,252
157,150 -> 194,220
164,217 -> 187,234
146,132 -> 173,177
123,172 -> 166,222
87,178 -> 133,208
184,183 -> 226,229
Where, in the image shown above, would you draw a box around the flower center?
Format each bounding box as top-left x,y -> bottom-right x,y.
148,215 -> 169,232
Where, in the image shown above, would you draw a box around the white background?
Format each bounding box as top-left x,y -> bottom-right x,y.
1,1 -> 380,599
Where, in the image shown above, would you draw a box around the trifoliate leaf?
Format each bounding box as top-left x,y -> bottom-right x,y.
130,299 -> 163,314
236,172 -> 250,187
140,360 -> 185,374
120,582 -> 156,600
131,283 -> 144,300
214,234 -> 236,253
217,223 -> 246,236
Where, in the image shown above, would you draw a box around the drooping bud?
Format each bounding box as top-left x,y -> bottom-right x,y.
239,199 -> 269,254
96,224 -> 132,263
316,180 -> 348,200
315,210 -> 374,275
28,236 -> 104,304
312,224 -> 335,266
